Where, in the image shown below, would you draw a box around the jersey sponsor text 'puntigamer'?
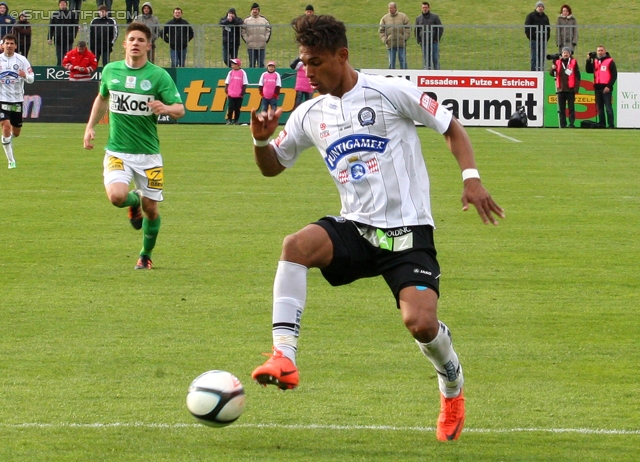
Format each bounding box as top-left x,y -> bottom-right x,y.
324,134 -> 389,170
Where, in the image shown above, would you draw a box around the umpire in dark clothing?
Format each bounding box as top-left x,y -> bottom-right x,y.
48,0 -> 79,66
90,5 -> 118,66
219,8 -> 243,67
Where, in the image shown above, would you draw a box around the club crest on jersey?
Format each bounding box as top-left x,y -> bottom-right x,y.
358,107 -> 376,126
337,157 -> 380,184
125,76 -> 136,89
12,64 -> 18,70
325,134 -> 388,171
140,80 -> 152,91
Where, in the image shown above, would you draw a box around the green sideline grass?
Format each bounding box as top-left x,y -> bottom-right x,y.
0,124 -> 639,461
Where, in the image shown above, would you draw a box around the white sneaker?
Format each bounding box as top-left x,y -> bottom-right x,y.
8,161 -> 16,169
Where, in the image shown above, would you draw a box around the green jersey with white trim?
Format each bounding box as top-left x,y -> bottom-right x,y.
99,60 -> 182,154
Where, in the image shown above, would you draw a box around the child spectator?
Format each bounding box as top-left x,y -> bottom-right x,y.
258,60 -> 281,112
224,58 -> 247,124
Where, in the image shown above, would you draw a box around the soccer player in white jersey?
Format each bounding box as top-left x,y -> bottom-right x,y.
0,34 -> 34,169
250,15 -> 504,442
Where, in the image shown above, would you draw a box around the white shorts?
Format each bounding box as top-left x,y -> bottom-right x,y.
103,150 -> 164,202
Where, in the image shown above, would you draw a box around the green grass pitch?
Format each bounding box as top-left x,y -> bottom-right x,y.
0,123 -> 639,461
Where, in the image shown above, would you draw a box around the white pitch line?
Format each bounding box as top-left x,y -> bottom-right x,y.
485,129 -> 522,143
2,422 -> 639,435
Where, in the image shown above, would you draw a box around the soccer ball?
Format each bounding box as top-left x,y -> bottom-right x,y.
186,370 -> 246,427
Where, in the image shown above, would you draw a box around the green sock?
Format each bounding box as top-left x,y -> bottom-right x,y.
120,191 -> 141,208
141,215 -> 161,257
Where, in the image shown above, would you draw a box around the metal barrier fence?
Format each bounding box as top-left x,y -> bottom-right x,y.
21,23 -> 640,72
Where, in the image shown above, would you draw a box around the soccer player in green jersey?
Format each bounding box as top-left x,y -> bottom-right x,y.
84,22 -> 185,270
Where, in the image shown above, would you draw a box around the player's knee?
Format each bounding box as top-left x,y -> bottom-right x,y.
403,311 -> 439,343
106,190 -> 127,207
281,225 -> 332,267
281,232 -> 304,257
281,232 -> 317,265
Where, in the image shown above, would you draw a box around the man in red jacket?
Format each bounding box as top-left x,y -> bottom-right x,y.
62,41 -> 97,81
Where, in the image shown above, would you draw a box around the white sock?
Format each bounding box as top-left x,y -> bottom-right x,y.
416,321 -> 464,398
272,261 -> 308,365
2,135 -> 14,163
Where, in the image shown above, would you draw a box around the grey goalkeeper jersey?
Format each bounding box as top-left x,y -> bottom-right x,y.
271,72 -> 452,229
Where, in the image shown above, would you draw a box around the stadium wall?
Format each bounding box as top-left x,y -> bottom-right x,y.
25,67 -> 640,128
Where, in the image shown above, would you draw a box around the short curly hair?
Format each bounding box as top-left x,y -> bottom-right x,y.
291,14 -> 348,54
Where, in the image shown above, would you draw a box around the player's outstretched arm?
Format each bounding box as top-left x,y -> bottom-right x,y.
444,117 -> 505,225
250,107 -> 285,177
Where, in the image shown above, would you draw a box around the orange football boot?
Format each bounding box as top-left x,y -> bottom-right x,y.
436,390 -> 465,441
252,347 -> 299,390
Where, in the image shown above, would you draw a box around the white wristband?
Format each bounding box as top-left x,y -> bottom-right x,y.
462,168 -> 480,181
253,137 -> 270,147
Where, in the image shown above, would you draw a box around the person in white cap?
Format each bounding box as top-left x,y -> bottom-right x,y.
224,58 -> 248,124
258,60 -> 281,112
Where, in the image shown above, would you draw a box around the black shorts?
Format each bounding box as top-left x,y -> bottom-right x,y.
315,216 -> 441,305
0,102 -> 24,128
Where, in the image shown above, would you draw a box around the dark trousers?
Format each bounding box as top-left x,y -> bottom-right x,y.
261,97 -> 278,112
529,40 -> 545,71
96,0 -> 113,10
556,91 -> 576,127
227,96 -> 243,122
147,43 -> 156,63
222,43 -> 240,67
170,48 -> 187,67
595,88 -> 614,128
294,91 -> 313,109
125,0 -> 139,23
94,45 -> 111,67
247,48 -> 265,68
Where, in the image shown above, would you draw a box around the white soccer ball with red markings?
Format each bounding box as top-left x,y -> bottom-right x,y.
186,370 -> 245,427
